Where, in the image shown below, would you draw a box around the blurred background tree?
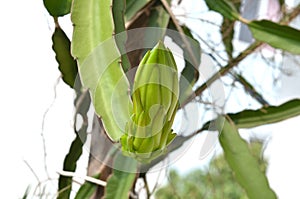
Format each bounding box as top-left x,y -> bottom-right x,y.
156,140 -> 266,199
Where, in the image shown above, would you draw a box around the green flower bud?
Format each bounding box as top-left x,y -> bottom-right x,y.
120,41 -> 179,163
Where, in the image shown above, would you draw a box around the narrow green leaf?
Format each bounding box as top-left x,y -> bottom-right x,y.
221,0 -> 240,60
203,99 -> 300,130
148,5 -> 170,29
145,4 -> 171,45
43,0 -> 72,17
217,116 -> 277,199
71,0 -> 131,141
204,0 -> 240,20
248,20 -> 300,54
221,18 -> 235,60
125,0 -> 151,21
58,92 -> 90,199
21,186 -> 30,199
112,0 -> 131,72
104,154 -> 137,199
58,127 -> 88,199
52,26 -> 78,88
230,99 -> 300,128
233,73 -> 269,106
57,128 -> 86,199
74,174 -> 100,199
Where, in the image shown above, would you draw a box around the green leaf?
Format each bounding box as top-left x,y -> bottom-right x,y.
233,73 -> 269,106
58,130 -> 88,199
204,0 -> 240,20
52,26 -> 78,88
148,5 -> 170,29
71,0 -> 131,141
217,116 -> 277,199
230,99 -> 300,128
112,0 -> 131,72
104,154 -> 137,199
144,4 -> 171,46
125,0 -> 151,21
248,20 -> 300,54
221,18 -> 235,60
43,0 -> 72,17
58,127 -> 88,199
58,92 -> 90,199
203,99 -> 300,130
221,0 -> 241,60
21,186 -> 30,199
74,174 -> 100,199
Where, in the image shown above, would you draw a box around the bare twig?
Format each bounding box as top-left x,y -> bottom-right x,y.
23,159 -> 41,183
57,171 -> 107,187
181,3 -> 300,107
41,75 -> 61,179
208,53 -> 269,106
142,175 -> 150,199
160,0 -> 199,67
181,40 -> 262,107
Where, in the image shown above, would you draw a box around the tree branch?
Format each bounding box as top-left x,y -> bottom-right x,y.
160,0 -> 199,67
181,3 -> 300,107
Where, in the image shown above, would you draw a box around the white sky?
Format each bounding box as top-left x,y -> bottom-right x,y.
1,0 -> 300,198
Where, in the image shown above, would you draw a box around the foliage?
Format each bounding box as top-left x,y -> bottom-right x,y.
39,0 -> 300,198
155,140 -> 267,199
217,116 -> 276,198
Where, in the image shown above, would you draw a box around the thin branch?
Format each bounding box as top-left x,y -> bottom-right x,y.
174,14 -> 221,27
281,4 -> 300,25
181,3 -> 300,107
57,171 -> 107,187
41,75 -> 61,179
160,0 -> 199,67
142,175 -> 150,199
150,167 -> 164,196
23,159 -> 42,196
181,40 -> 262,107
208,53 -> 269,106
23,159 -> 41,183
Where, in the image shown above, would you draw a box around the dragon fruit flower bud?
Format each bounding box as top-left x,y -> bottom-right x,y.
120,41 -> 179,163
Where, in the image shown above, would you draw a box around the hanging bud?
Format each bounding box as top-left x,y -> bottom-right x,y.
120,41 -> 179,163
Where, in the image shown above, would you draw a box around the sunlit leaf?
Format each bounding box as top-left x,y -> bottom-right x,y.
203,99 -> 300,130
249,20 -> 300,54
230,99 -> 300,128
43,0 -> 72,17
112,0 -> 131,72
71,0 -> 131,141
204,0 -> 240,20
217,116 -> 277,199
